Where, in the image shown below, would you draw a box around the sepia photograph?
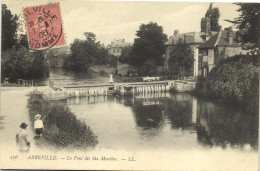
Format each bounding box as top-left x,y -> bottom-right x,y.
0,0 -> 259,170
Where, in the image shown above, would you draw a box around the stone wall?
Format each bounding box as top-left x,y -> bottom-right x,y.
224,47 -> 243,57
215,46 -> 243,64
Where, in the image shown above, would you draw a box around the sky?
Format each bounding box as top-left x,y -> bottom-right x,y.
3,0 -> 241,46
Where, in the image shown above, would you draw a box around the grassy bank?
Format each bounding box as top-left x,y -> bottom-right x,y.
27,92 -> 98,149
194,55 -> 259,114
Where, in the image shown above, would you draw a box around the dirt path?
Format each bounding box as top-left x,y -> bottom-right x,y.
0,87 -> 49,154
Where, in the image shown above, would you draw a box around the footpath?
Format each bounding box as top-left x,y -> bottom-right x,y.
0,86 -> 50,154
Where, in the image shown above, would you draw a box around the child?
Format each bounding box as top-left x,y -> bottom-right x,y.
34,114 -> 44,138
16,122 -> 30,152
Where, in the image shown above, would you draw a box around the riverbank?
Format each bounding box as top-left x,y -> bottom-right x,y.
27,92 -> 98,150
0,87 -> 36,154
0,87 -> 258,171
193,55 -> 259,114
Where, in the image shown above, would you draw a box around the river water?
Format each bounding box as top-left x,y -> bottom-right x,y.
64,93 -> 258,151
45,69 -> 258,151
1,68 -> 258,170
39,68 -> 110,86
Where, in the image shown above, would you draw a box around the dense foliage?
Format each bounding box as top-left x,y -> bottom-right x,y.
205,3 -> 221,31
1,47 -> 49,82
65,32 -> 117,71
119,46 -> 132,64
226,3 -> 260,46
168,39 -> 194,79
195,55 -> 259,113
129,22 -> 167,67
2,4 -> 18,51
1,5 -> 49,83
27,92 -> 98,149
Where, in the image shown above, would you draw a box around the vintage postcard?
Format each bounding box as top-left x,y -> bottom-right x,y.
1,0 -> 259,170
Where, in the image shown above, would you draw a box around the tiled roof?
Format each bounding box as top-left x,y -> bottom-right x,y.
108,40 -> 133,48
165,34 -> 184,45
111,42 -> 132,48
198,30 -> 241,49
198,34 -> 218,49
165,32 -> 206,46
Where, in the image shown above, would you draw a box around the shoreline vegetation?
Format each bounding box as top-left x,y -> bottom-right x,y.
27,92 -> 98,150
193,55 -> 259,114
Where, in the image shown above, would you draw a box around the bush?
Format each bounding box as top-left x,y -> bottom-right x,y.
195,55 -> 259,113
138,60 -> 157,76
27,92 -> 98,149
1,47 -> 49,83
99,69 -> 107,76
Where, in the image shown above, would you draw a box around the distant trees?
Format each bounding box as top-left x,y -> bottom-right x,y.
66,22 -> 167,76
69,39 -> 96,71
127,22 -> 167,75
130,22 -> 167,66
226,3 -> 260,46
65,32 -> 117,71
205,3 -> 221,31
168,39 -> 193,79
1,4 -> 49,83
119,46 -> 132,64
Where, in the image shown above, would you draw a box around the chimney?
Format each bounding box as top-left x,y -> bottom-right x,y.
227,27 -> 233,45
201,17 -> 210,34
174,30 -> 179,36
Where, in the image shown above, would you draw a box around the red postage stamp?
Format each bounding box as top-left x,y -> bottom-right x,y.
23,3 -> 65,50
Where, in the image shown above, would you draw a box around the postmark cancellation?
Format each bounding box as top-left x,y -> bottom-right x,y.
23,2 -> 65,51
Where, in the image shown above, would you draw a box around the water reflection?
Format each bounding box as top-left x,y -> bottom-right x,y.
65,93 -> 258,150
197,102 -> 258,149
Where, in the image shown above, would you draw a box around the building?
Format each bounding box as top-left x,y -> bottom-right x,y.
198,27 -> 248,77
47,46 -> 72,68
107,39 -> 133,57
165,17 -> 218,77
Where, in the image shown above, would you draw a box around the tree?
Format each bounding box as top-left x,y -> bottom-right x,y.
18,34 -> 29,49
141,60 -> 157,76
70,39 -> 96,71
129,22 -> 167,67
68,32 -> 115,71
196,55 -> 259,113
168,38 -> 193,79
205,3 -> 221,31
226,3 -> 260,46
1,5 -> 49,82
119,46 -> 132,64
2,4 -> 18,51
95,47 -> 117,66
